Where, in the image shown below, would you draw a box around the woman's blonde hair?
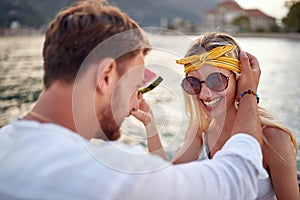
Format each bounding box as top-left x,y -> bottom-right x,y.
183,32 -> 298,157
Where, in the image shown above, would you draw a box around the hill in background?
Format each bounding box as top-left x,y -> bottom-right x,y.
109,0 -> 222,27
0,0 -> 222,29
0,0 -> 72,28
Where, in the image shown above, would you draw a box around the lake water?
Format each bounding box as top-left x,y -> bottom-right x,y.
0,34 -> 300,160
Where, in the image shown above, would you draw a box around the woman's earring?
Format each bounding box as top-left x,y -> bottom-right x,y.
234,100 -> 239,109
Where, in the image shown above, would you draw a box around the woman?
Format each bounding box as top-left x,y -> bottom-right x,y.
133,32 -> 299,200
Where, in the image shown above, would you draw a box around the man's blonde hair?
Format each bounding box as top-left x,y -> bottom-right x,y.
43,0 -> 150,88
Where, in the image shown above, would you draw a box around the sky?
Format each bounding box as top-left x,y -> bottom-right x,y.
235,0 -> 289,20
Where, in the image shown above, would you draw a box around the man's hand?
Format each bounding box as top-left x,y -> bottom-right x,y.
237,51 -> 261,96
231,51 -> 262,144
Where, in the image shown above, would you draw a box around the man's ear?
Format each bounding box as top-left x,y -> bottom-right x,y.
95,58 -> 119,94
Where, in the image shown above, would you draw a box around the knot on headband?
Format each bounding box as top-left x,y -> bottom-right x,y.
176,45 -> 241,75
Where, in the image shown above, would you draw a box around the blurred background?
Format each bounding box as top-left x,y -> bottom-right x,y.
0,0 -> 299,166
1,0 -> 300,34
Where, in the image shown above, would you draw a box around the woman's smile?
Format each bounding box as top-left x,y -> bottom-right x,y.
202,97 -> 223,107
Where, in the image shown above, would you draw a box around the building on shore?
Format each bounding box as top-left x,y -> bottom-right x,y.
204,0 -> 276,33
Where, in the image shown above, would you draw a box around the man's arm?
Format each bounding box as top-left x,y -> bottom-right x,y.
123,135 -> 266,200
231,51 -> 262,143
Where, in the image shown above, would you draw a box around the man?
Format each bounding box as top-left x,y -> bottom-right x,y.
0,0 -> 265,199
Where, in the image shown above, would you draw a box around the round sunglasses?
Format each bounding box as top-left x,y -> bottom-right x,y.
181,72 -> 232,95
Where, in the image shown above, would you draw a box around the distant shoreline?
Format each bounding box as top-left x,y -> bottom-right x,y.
232,32 -> 300,40
156,30 -> 300,40
1,29 -> 300,40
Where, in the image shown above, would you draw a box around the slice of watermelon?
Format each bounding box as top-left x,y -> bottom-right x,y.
138,68 -> 163,94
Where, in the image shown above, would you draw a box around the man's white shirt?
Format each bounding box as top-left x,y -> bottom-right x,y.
0,119 -> 267,200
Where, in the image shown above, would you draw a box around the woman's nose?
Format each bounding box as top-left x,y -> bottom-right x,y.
197,83 -> 212,100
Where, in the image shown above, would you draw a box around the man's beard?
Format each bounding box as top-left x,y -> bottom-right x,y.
98,106 -> 122,141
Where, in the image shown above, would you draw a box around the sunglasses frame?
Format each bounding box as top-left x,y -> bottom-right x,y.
181,72 -> 232,95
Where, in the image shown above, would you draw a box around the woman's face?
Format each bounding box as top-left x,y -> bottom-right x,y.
187,64 -> 237,119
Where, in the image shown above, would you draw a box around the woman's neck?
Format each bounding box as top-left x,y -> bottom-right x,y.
206,104 -> 237,157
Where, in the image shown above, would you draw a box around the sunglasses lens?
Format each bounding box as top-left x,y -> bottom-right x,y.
181,73 -> 229,95
206,72 -> 228,92
182,77 -> 201,95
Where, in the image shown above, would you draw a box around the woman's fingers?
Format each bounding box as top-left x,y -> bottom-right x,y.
137,93 -> 151,112
131,109 -> 152,126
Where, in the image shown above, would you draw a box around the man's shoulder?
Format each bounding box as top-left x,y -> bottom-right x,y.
87,141 -> 171,173
0,118 -> 75,135
0,119 -> 94,169
0,119 -> 170,173
0,120 -> 177,199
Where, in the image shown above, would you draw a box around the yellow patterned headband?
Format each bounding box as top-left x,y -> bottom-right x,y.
176,45 -> 241,75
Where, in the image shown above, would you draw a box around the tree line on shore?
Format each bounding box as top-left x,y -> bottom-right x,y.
0,0 -> 299,35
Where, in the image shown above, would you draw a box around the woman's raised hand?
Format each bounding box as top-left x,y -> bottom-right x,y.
130,93 -> 153,126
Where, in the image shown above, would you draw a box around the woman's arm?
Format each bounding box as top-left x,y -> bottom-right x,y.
131,95 -> 168,160
145,117 -> 168,160
133,98 -> 205,164
171,125 -> 203,164
262,127 -> 299,200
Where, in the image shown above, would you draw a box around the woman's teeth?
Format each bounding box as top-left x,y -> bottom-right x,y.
203,98 -> 222,107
